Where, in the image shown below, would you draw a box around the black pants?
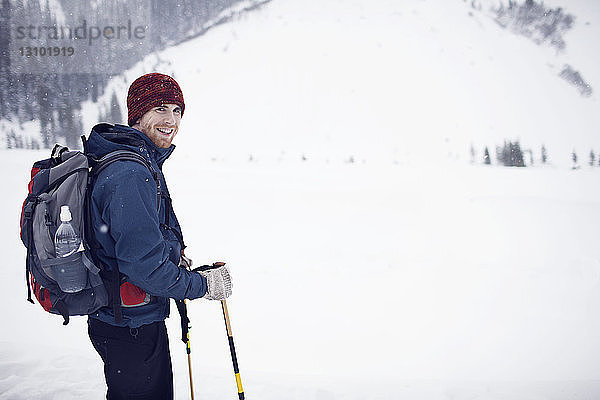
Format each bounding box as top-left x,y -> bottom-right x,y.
88,318 -> 174,400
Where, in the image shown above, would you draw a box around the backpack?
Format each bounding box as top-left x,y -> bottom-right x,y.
20,136 -> 161,325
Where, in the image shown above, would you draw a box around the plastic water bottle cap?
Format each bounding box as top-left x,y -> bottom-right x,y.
60,205 -> 72,222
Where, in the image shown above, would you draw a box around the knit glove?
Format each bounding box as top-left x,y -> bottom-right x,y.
193,262 -> 232,300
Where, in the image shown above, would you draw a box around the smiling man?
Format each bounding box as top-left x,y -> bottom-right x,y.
132,103 -> 181,148
85,73 -> 232,399
128,74 -> 182,149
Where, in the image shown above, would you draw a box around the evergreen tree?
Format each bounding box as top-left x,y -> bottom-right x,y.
110,92 -> 123,123
572,149 -> 578,169
16,133 -> 24,148
511,141 -> 525,167
6,130 -> 14,149
483,147 -> 491,164
541,145 -> 548,163
496,144 -> 504,165
37,85 -> 52,148
590,150 -> 595,167
495,140 -> 526,167
0,0 -> 10,118
90,75 -> 100,103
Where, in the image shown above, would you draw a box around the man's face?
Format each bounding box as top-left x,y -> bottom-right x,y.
134,103 -> 182,148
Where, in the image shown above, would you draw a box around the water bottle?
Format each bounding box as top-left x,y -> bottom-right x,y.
53,205 -> 86,292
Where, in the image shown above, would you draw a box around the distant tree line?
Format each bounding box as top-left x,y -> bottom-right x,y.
0,0 -> 269,149
473,141 -> 600,169
570,149 -> 600,170
472,141 -> 530,167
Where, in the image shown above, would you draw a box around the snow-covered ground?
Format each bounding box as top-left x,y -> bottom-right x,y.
3,0 -> 600,398
2,151 -> 600,399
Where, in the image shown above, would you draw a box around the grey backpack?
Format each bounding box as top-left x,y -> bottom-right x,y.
20,140 -> 160,325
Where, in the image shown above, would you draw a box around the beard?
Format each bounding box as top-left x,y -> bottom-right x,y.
139,121 -> 177,148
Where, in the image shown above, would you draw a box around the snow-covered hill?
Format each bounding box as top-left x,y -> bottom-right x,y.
81,0 -> 600,168
2,1 -> 600,399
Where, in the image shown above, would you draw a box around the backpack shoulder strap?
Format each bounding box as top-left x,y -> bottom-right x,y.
89,150 -> 162,210
83,133 -> 161,193
83,140 -> 163,325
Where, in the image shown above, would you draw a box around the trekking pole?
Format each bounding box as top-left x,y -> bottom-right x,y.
175,298 -> 195,400
178,299 -> 195,400
184,300 -> 195,400
196,262 -> 245,399
177,252 -> 197,399
221,299 -> 245,400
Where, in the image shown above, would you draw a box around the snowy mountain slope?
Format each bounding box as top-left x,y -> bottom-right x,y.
83,0 -> 600,167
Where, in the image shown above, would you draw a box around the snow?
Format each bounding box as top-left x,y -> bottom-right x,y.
3,152 -> 600,399
2,0 -> 600,399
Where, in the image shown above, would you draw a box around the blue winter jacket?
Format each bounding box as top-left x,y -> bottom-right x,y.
86,123 -> 207,328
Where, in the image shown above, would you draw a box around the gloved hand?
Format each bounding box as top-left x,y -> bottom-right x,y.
193,262 -> 232,300
179,251 -> 193,270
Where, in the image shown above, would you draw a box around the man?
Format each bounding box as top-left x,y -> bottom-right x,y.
85,72 -> 231,399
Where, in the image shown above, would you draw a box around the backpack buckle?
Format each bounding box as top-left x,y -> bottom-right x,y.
51,144 -> 69,163
22,198 -> 37,219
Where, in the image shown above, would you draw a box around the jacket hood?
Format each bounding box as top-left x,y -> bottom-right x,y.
86,123 -> 175,166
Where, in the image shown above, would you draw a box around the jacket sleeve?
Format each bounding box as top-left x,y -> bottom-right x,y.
100,163 -> 207,300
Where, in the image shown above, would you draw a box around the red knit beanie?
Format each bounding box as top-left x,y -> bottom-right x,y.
127,73 -> 185,126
